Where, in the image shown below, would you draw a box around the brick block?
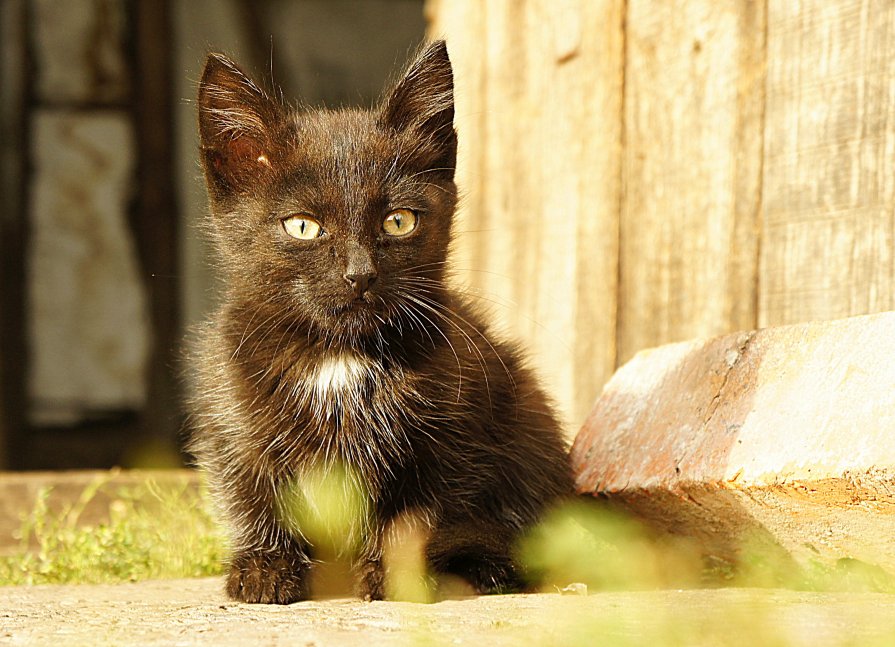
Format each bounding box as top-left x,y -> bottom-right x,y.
571,312 -> 895,573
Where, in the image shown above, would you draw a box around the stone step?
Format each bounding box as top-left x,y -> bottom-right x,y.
571,311 -> 895,577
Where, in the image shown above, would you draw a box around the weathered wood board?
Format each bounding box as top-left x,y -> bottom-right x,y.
427,0 -> 895,436
619,0 -> 766,364
427,0 -> 625,434
760,0 -> 895,326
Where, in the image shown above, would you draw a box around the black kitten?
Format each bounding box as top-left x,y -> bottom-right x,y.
189,41 -> 572,603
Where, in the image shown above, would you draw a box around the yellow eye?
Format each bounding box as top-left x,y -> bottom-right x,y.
383,209 -> 417,237
282,214 -> 322,240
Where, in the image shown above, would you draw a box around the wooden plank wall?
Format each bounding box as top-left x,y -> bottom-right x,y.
620,1 -> 765,363
761,1 -> 895,326
427,0 -> 624,434
427,0 -> 895,437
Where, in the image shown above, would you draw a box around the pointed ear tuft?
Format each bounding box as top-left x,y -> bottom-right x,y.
379,41 -> 456,173
198,53 -> 285,196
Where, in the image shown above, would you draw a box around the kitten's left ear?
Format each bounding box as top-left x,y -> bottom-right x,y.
198,53 -> 286,198
379,40 -> 456,173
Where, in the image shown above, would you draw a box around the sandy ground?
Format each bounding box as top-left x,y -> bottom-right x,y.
2,578 -> 895,646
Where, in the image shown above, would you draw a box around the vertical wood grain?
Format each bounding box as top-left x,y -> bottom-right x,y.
618,0 -> 766,364
427,0 -> 624,435
760,0 -> 895,326
428,0 -> 895,438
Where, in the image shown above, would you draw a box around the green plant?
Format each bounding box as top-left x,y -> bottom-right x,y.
0,473 -> 225,586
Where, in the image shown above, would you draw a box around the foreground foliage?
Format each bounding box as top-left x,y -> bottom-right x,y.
1,468 -> 893,597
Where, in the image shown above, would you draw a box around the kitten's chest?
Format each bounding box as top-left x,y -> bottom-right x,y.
288,350 -> 409,429
273,349 -> 419,477
308,352 -> 373,406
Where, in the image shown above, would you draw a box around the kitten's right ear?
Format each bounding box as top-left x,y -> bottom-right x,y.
198,53 -> 285,197
379,40 -> 456,173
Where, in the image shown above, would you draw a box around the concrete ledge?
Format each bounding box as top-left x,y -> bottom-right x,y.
571,311 -> 895,574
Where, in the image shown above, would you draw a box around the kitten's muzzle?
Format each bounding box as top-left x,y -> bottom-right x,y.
343,241 -> 378,299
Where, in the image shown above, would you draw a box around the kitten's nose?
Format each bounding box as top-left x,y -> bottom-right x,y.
344,271 -> 377,297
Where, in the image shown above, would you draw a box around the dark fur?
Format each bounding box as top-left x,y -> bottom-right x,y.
189,41 -> 573,603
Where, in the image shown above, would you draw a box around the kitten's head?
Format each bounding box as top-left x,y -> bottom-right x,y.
198,41 -> 458,345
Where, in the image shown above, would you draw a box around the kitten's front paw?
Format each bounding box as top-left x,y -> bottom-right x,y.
442,554 -> 527,595
226,550 -> 311,604
356,558 -> 385,601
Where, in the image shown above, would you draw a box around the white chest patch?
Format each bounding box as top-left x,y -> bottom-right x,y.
311,352 -> 369,399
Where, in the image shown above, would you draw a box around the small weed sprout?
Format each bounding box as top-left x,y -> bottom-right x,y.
383,511 -> 435,603
517,499 -> 702,591
276,461 -> 372,596
277,461 -> 371,560
277,463 -> 436,601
